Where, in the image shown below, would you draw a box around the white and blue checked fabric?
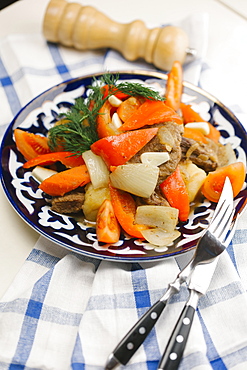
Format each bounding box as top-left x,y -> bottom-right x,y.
0,13 -> 247,370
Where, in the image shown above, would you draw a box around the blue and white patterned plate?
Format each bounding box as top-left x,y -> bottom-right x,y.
1,71 -> 246,262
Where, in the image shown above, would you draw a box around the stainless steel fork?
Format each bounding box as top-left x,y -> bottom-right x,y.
105,177 -> 235,370
158,181 -> 237,369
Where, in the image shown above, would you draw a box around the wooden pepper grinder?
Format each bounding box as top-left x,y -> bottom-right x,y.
43,0 -> 195,71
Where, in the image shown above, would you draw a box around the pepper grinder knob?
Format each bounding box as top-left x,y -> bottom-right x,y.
43,0 -> 192,71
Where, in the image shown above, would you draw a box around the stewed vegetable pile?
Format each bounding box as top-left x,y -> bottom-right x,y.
14,63 -> 245,247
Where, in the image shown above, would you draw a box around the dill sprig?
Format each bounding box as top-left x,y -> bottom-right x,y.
47,73 -> 164,156
48,97 -> 99,155
101,73 -> 165,101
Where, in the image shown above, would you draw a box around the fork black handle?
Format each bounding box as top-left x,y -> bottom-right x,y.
110,299 -> 167,366
105,282 -> 181,368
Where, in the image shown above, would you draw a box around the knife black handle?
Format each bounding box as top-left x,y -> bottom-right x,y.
158,304 -> 195,370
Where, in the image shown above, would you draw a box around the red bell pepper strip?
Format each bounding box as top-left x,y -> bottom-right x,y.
160,167 -> 190,222
117,96 -> 142,122
96,100 -> 120,138
109,184 -> 148,238
91,127 -> 158,167
119,100 -> 183,131
23,151 -> 85,169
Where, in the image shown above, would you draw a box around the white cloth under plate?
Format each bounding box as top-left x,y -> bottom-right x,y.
0,12 -> 247,370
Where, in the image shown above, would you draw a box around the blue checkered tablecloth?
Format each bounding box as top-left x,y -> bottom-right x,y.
0,13 -> 247,370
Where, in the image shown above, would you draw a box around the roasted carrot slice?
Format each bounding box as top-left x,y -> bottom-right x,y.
181,103 -> 220,143
183,127 -> 208,144
23,152 -> 85,169
180,103 -> 204,124
119,100 -> 183,131
205,122 -> 221,143
39,165 -> 90,196
165,60 -> 183,112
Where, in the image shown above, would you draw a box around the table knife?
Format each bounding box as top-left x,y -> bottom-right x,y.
157,258 -> 220,369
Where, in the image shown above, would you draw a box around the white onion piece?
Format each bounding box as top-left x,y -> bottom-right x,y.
110,163 -> 159,198
31,166 -> 57,183
108,95 -> 122,107
179,162 -> 206,202
112,112 -> 123,129
185,122 -> 210,135
135,205 -> 178,232
82,150 -> 109,189
140,152 -> 170,166
221,143 -> 237,165
83,184 -> 111,221
141,228 -> 181,246
158,126 -> 175,152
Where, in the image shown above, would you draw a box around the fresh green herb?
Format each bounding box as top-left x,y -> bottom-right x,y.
48,73 -> 164,156
101,73 -> 165,101
48,97 -> 99,155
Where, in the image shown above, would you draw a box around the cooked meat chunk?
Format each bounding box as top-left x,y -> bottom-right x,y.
129,121 -> 184,182
51,189 -> 85,214
180,137 -> 219,172
136,188 -> 170,207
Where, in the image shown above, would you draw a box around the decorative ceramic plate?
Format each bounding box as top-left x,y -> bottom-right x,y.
1,71 -> 246,262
